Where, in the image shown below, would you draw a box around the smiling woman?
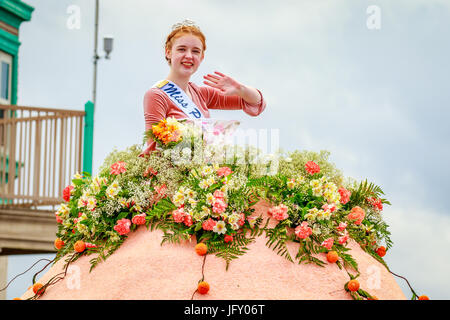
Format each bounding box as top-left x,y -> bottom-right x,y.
141,19 -> 267,155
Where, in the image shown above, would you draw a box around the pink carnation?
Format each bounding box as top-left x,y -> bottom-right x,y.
337,222 -> 347,232
132,213 -> 146,225
217,166 -> 232,177
85,242 -> 98,249
269,204 -> 289,221
110,161 -> 127,175
238,213 -> 246,227
157,184 -> 167,197
113,218 -> 131,235
184,215 -> 193,227
212,199 -> 227,214
321,237 -> 334,250
367,197 -> 383,211
172,208 -> 185,223
213,190 -> 225,200
55,213 -> 63,224
338,231 -> 349,245
143,166 -> 158,178
322,203 -> 337,213
305,161 -> 320,175
202,218 -> 217,231
295,221 -> 313,239
338,187 -> 351,205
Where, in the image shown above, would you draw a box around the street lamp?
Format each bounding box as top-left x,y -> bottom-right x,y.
103,35 -> 114,59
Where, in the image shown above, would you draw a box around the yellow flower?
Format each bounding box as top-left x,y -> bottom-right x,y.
287,179 -> 295,189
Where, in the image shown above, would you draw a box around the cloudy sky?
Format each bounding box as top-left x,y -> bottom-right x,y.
5,0 -> 450,299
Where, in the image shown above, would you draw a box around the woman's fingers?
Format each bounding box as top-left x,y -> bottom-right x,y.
203,80 -> 221,89
214,71 -> 226,77
203,75 -> 219,83
204,73 -> 221,81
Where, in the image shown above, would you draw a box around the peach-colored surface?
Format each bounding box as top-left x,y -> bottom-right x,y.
20,200 -> 406,300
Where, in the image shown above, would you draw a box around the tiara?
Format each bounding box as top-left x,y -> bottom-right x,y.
171,19 -> 200,30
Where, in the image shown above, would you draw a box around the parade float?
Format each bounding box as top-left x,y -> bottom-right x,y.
18,118 -> 421,300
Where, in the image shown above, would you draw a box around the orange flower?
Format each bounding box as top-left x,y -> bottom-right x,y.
13,297 -> 21,300
195,243 -> 208,256
347,206 -> 365,225
32,283 -> 45,295
376,246 -> 386,257
74,240 -> 86,253
418,295 -> 430,300
347,279 -> 360,292
326,251 -> 339,263
54,238 -> 65,250
197,281 -> 210,294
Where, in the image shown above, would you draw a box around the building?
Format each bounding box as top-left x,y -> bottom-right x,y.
0,0 -> 93,300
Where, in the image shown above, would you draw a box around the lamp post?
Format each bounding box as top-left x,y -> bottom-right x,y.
89,0 -> 113,170
92,0 -> 113,110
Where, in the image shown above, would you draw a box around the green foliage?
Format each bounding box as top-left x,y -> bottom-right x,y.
265,222 -> 294,263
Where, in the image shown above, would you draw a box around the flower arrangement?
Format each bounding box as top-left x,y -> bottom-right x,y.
26,118 -> 423,301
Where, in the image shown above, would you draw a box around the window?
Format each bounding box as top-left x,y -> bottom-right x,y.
1,61 -> 9,100
0,50 -> 12,105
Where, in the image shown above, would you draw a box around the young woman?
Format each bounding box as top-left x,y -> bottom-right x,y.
141,20 -> 267,155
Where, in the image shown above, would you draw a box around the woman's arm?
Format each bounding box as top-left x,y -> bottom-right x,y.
202,71 -> 267,116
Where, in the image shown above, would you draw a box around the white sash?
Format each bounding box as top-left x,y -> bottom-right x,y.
153,79 -> 205,120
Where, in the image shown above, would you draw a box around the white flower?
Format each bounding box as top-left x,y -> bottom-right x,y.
166,117 -> 180,128
86,197 -> 97,210
201,165 -> 213,176
188,198 -> 198,207
310,180 -> 322,189
199,179 -> 209,190
106,185 -> 120,199
73,172 -> 83,179
206,193 -> 215,205
312,223 -> 322,235
172,192 -> 185,206
312,187 -> 323,197
58,204 -> 70,218
206,176 -> 216,186
213,220 -> 227,235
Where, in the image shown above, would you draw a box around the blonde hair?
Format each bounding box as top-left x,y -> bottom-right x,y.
165,25 -> 206,64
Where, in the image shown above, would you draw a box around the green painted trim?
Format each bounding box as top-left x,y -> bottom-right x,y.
0,29 -> 19,103
0,0 -> 34,22
82,101 -> 94,175
0,7 -> 22,29
0,28 -> 19,55
11,53 -> 17,104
